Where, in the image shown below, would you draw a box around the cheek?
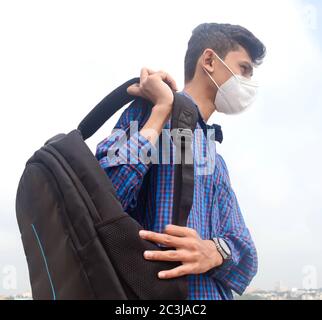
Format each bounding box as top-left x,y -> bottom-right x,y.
214,64 -> 236,86
216,73 -> 232,86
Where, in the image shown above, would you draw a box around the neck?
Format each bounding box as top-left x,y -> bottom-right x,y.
183,77 -> 216,123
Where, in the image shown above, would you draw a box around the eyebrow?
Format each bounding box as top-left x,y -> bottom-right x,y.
241,61 -> 254,76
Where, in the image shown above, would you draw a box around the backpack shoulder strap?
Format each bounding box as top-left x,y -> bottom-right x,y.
77,77 -> 141,140
170,93 -> 199,227
77,78 -> 198,228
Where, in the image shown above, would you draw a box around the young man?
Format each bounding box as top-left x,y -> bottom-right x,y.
96,23 -> 266,300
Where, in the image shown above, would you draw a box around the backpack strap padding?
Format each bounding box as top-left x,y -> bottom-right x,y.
77,77 -> 141,140
170,93 -> 199,227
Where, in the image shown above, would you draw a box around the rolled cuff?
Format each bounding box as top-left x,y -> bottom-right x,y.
205,237 -> 251,295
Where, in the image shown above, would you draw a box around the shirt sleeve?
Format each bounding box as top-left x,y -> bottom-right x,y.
207,154 -> 258,296
95,99 -> 156,212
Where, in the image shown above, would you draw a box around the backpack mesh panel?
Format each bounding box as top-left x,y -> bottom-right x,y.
96,215 -> 188,300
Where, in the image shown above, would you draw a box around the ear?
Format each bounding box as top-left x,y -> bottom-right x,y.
201,49 -> 216,73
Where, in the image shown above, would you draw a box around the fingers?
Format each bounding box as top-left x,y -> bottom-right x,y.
127,67 -> 158,96
144,67 -> 157,76
140,67 -> 178,91
143,249 -> 189,262
126,83 -> 141,96
139,230 -> 186,248
158,265 -> 191,279
164,225 -> 199,238
140,67 -> 150,84
156,70 -> 178,91
128,67 -> 178,97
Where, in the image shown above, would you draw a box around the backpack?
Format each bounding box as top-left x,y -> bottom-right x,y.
15,77 -> 199,300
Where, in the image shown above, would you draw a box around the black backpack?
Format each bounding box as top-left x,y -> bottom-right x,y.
15,77 -> 200,300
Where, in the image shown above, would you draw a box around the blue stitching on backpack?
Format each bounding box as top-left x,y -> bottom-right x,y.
31,223 -> 56,300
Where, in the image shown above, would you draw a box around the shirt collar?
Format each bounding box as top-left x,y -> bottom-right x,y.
177,91 -> 224,144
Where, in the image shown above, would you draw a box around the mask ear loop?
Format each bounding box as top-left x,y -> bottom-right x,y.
212,51 -> 237,78
202,65 -> 233,111
213,51 -> 260,87
202,66 -> 221,90
203,52 -> 259,113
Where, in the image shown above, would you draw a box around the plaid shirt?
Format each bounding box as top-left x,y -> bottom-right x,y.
95,91 -> 258,300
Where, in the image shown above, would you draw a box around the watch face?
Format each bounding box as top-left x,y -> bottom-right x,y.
219,238 -> 231,256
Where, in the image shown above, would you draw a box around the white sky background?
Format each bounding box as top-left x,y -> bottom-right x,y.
0,0 -> 321,295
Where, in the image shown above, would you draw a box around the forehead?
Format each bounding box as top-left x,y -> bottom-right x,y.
225,46 -> 252,65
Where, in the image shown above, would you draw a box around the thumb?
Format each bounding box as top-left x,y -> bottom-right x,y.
127,84 -> 141,97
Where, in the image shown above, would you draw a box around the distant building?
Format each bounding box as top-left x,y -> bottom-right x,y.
235,288 -> 322,300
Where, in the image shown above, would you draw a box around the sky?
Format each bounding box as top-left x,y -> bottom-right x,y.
0,0 -> 321,295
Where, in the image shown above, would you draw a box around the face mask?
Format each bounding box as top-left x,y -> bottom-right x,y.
203,52 -> 259,115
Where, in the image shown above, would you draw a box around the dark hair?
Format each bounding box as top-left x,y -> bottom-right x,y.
184,23 -> 266,83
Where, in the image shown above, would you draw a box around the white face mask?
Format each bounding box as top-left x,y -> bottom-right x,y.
203,52 -> 259,115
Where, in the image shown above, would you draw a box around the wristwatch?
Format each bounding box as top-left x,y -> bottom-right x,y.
211,237 -> 232,262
